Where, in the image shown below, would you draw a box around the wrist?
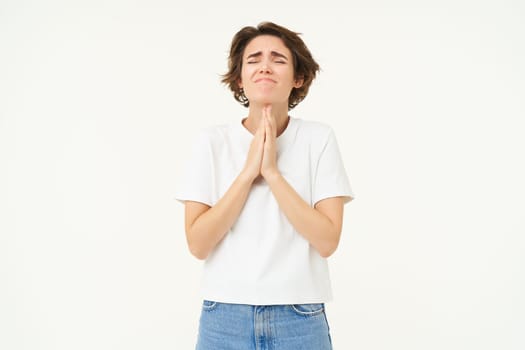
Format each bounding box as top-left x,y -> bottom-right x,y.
262,169 -> 281,183
239,169 -> 257,184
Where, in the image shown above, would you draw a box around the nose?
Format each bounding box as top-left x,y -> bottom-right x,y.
259,63 -> 271,73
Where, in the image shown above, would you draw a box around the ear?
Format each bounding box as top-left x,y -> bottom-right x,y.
237,79 -> 243,89
294,76 -> 304,88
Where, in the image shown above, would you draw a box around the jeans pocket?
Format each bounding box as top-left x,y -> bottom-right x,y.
202,300 -> 218,311
290,303 -> 325,316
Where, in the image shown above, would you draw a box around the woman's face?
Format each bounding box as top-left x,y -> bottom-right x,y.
238,35 -> 303,107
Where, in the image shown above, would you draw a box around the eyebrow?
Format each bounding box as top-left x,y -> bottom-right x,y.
246,51 -> 288,61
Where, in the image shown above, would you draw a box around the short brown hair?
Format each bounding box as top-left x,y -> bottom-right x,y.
221,22 -> 320,110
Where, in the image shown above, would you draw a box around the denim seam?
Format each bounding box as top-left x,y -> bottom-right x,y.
290,304 -> 324,316
202,301 -> 217,311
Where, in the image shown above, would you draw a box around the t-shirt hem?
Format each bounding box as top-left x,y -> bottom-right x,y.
173,196 -> 213,207
200,293 -> 334,305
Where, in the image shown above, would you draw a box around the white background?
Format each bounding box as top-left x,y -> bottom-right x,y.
1,0 -> 524,349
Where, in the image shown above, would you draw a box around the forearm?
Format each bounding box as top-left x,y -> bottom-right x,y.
188,172 -> 254,259
265,172 -> 338,257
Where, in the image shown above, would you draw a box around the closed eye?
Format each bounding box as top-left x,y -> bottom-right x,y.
246,61 -> 286,64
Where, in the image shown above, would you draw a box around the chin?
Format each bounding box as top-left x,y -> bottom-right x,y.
249,95 -> 284,106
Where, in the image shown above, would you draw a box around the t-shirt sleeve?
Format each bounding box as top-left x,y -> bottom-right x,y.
312,127 -> 356,206
173,129 -> 214,206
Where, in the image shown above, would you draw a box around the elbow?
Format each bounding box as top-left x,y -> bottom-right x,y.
188,243 -> 208,260
186,230 -> 209,260
319,251 -> 332,258
318,232 -> 341,258
319,245 -> 337,258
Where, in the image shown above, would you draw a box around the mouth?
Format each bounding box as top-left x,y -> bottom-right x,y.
255,78 -> 276,83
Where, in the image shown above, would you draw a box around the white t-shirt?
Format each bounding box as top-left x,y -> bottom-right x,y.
174,116 -> 355,305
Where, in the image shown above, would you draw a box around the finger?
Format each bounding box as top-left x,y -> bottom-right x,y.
262,106 -> 268,125
269,114 -> 277,138
266,104 -> 272,116
264,114 -> 272,140
263,106 -> 275,136
266,114 -> 275,139
263,116 -> 269,141
264,117 -> 273,147
257,116 -> 265,134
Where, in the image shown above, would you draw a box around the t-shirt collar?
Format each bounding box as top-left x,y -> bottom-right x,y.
237,115 -> 296,147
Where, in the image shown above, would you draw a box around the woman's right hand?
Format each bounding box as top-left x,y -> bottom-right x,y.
241,116 -> 266,182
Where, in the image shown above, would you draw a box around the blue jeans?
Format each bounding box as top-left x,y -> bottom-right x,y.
195,300 -> 333,350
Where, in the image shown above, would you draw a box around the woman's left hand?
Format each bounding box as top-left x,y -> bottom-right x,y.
261,105 -> 280,180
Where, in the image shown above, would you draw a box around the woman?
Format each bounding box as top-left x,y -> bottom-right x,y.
175,21 -> 355,350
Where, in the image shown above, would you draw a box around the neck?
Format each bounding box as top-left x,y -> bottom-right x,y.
242,102 -> 289,137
